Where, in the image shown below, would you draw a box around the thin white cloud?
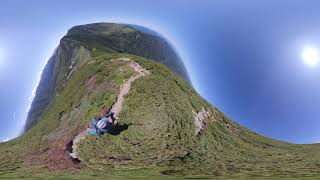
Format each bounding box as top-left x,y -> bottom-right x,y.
12,112 -> 16,120
26,70 -> 44,113
0,138 -> 9,143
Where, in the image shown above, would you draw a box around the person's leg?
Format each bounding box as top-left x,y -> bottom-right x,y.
87,128 -> 98,136
90,118 -> 97,128
105,111 -> 112,118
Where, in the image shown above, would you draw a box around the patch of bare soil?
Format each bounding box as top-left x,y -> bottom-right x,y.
25,126 -> 84,171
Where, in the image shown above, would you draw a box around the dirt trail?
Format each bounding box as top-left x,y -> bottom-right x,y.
68,130 -> 87,159
68,58 -> 150,160
110,58 -> 150,120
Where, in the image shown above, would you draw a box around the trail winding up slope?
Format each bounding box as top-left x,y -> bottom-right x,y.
110,58 -> 150,120
69,58 -> 150,159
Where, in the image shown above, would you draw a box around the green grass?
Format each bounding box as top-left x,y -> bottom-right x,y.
64,23 -> 191,83
2,50 -> 320,178
0,52 -> 137,176
77,54 -> 209,168
2,24 -> 320,179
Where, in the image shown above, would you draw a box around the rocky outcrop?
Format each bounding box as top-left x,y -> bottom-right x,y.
193,107 -> 210,134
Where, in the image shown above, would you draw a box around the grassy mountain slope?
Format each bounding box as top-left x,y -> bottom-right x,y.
1,23 -> 320,179
25,23 -> 190,132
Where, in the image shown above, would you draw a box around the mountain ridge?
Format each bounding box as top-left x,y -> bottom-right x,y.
24,23 -> 191,132
1,23 -> 320,179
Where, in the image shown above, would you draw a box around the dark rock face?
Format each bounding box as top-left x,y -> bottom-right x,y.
24,39 -> 90,131
24,23 -> 191,132
24,52 -> 57,130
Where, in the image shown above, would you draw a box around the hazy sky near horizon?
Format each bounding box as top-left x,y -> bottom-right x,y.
1,0 -> 320,143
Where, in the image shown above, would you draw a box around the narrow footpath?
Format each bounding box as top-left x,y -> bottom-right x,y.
68,58 -> 150,159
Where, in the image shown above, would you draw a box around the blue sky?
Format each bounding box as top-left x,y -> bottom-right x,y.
1,0 -> 320,143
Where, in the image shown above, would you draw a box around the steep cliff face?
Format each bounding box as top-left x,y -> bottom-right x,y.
25,39 -> 91,131
25,23 -> 191,132
24,52 -> 57,131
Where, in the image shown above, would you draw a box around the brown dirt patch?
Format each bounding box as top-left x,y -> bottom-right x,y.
24,126 -> 84,171
85,75 -> 97,91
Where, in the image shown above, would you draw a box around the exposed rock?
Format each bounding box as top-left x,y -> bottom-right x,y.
194,107 -> 210,134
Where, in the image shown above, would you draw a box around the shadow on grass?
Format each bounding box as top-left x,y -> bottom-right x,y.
108,123 -> 130,136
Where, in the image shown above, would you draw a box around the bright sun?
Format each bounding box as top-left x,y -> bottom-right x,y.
302,46 -> 319,67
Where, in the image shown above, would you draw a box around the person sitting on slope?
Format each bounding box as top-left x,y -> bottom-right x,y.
87,111 -> 117,136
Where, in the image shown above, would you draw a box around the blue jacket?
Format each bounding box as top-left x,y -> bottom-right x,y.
88,112 -> 114,136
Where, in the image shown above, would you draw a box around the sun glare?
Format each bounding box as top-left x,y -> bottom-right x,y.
302,46 -> 319,67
